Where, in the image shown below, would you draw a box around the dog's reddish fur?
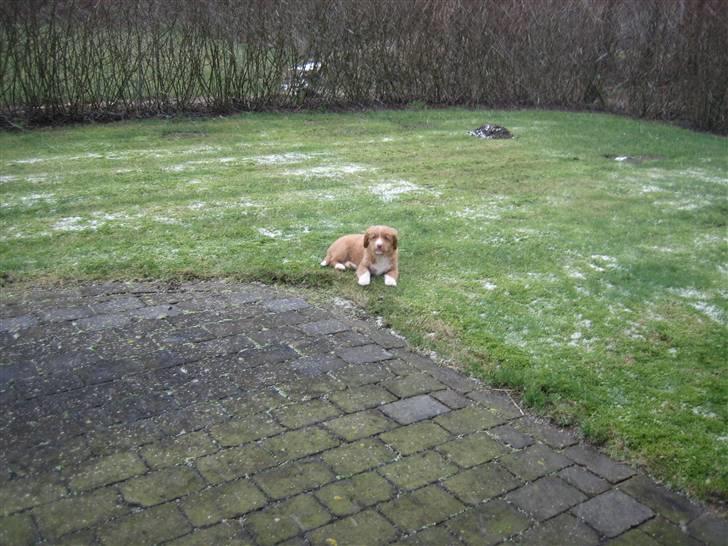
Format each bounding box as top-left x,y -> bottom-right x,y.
321,226 -> 399,286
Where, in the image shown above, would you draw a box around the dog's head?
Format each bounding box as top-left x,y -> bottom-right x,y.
363,225 -> 398,256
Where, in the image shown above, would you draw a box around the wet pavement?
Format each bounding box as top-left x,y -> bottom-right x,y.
1,280 -> 725,545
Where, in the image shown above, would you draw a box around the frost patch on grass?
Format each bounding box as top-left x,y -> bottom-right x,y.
52,211 -> 140,232
654,198 -> 712,211
0,175 -> 19,183
564,266 -> 586,279
681,168 -> 728,186
2,192 -> 55,208
370,180 -> 428,202
258,227 -> 282,239
694,234 -> 726,248
692,406 -> 718,419
589,255 -> 621,272
188,202 -> 206,210
640,185 -> 663,194
481,280 -> 497,291
283,163 -> 371,178
452,196 -> 512,221
252,152 -> 324,165
668,287 -> 710,300
9,157 -> 45,165
690,302 -> 725,324
256,226 -> 310,240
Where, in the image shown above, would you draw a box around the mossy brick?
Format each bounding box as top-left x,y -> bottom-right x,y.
337,344 -> 393,364
515,512 -> 599,546
273,399 -> 340,429
298,319 -> 350,335
384,374 -> 446,398
247,494 -> 332,546
67,451 -> 147,491
328,384 -> 397,413
261,426 -> 340,461
572,490 -> 654,538
564,444 -> 634,483
0,476 -> 66,516
54,528 -> 98,546
511,417 -> 577,449
98,502 -> 191,546
324,410 -> 396,441
221,389 -> 288,416
196,444 -> 277,484
308,510 -> 397,546
379,485 -> 465,532
619,474 -> 702,525
639,517 -> 702,546
0,514 -> 36,546
506,476 -> 586,521
466,389 -> 522,418
603,529 -> 661,546
445,499 -> 530,545
315,471 -> 395,516
380,394 -> 450,425
120,466 -> 205,506
499,443 -> 571,481
34,487 -> 126,540
391,526 -> 457,545
558,466 -> 610,496
179,479 -> 267,526
379,421 -> 451,455
438,431 -> 508,467
331,363 -> 393,386
687,513 -> 728,545
488,423 -> 534,449
379,450 -> 458,490
431,388 -> 471,409
442,462 -> 521,504
141,431 -> 217,468
434,405 -> 509,434
210,413 -> 284,446
254,460 -> 335,499
322,438 -> 396,476
167,522 -> 253,546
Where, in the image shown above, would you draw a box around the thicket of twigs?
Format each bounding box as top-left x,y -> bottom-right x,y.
1,0 -> 726,132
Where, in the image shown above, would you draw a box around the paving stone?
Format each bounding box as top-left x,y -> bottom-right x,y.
210,413 -> 284,446
558,465 -> 611,496
324,410 -> 396,441
431,388 -> 470,409
487,423 -> 534,449
383,358 -> 419,376
195,334 -> 255,356
437,431 -> 508,467
254,460 -> 335,500
141,431 -> 218,468
565,445 -> 635,483
179,479 -> 267,526
315,471 -> 395,516
384,374 -> 446,398
512,416 -> 578,449
261,426 -> 340,461
379,421 -> 451,455
378,450 -> 459,490
573,490 -> 654,537
0,514 -> 36,546
98,502 -> 190,546
127,304 -> 182,320
298,319 -> 350,336
221,389 -> 288,416
442,462 -> 521,504
328,384 -> 397,413
639,517 -> 702,546
516,512 -> 600,545
0,315 -> 38,332
196,444 -> 277,484
380,394 -> 450,425
39,305 -> 95,322
290,355 -> 348,376
390,525 -> 457,546
273,399 -> 340,429
434,404 -> 510,434
0,476 -> 67,516
499,443 -> 571,481
379,484 -> 465,532
687,512 -> 728,545
264,298 -> 310,313
322,438 -> 396,476
331,363 -> 393,386
606,529 -> 661,545
67,451 -> 147,491
332,330 -> 375,347
74,313 -> 132,331
428,366 -> 480,393
34,487 -> 126,540
620,474 -> 702,525
247,494 -> 332,546
506,476 -> 587,520
120,466 -> 205,506
167,522 -> 253,546
445,499 -> 530,545
308,510 -> 397,546
337,344 -> 393,364
91,296 -> 144,314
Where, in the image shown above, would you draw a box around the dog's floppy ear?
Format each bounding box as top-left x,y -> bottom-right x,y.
363,232 -> 370,248
392,233 -> 398,250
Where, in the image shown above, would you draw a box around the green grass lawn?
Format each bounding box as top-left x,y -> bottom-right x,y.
1,108 -> 726,503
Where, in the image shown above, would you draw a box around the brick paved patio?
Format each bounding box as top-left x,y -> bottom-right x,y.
1,281 -> 725,545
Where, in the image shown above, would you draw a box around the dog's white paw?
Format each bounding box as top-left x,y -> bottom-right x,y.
357,271 -> 371,286
384,274 -> 397,287
334,263 -> 346,271
320,260 -> 328,267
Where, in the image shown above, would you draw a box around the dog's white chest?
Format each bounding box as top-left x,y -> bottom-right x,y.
369,256 -> 392,276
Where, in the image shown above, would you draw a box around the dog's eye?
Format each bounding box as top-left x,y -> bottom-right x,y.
382,235 -> 390,241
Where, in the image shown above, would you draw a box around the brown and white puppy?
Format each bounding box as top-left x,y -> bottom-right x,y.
321,226 -> 399,286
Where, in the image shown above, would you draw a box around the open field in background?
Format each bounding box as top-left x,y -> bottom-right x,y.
1,109 -> 726,503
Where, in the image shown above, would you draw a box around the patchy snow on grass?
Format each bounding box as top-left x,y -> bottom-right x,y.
283,163 -> 371,178
481,280 -> 497,291
9,157 -> 45,165
2,192 -> 55,208
452,196 -> 512,221
370,180 -> 427,202
258,227 -> 283,239
564,266 -> 586,279
690,302 -> 725,324
251,152 -> 324,165
0,175 -> 19,183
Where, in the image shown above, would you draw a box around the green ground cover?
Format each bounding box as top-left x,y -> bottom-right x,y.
1,109 -> 726,503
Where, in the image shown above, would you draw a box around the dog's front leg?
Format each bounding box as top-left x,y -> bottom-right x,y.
356,264 -> 371,286
384,266 -> 398,287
